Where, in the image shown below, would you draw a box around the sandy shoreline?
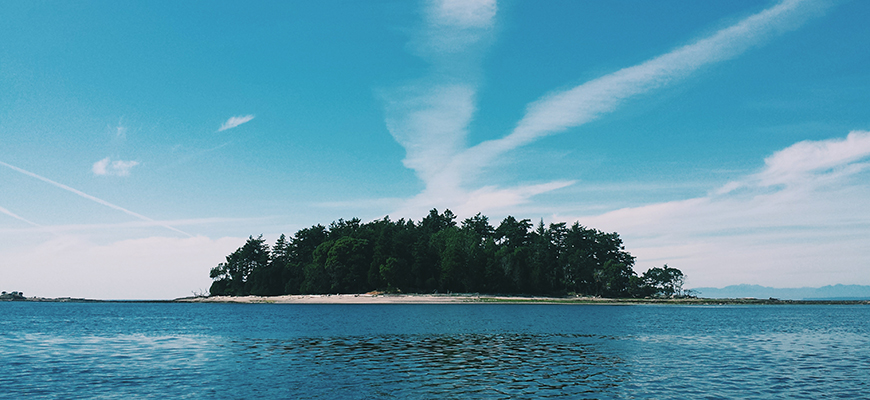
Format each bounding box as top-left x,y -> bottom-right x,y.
173,294 -> 870,305
5,294 -> 868,304
175,293 -> 566,304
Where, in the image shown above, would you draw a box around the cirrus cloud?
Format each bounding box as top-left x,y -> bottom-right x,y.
92,157 -> 140,177
386,0 -> 833,219
575,130 -> 870,288
218,115 -> 255,131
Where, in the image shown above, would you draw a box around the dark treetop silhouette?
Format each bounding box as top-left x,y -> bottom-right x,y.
208,209 -> 684,298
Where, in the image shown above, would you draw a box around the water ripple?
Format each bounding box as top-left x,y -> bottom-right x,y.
237,332 -> 627,399
2,303 -> 869,399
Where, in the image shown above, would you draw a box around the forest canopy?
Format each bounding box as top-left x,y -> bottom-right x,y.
208,209 -> 686,298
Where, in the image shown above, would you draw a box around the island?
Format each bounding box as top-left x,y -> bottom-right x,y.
207,209 -> 693,300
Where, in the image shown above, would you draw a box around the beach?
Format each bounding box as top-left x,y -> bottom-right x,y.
174,293 -> 870,305
177,293 -> 546,304
176,294 -> 870,305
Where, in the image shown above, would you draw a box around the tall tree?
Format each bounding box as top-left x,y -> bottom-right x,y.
209,235 -> 270,296
495,216 -> 533,292
284,225 -> 328,294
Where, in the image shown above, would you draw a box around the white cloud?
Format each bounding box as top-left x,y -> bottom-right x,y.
430,0 -> 496,28
458,181 -> 575,215
1,235 -> 245,299
387,0 -> 832,220
756,130 -> 870,186
457,0 -> 832,179
385,0 -> 583,218
92,157 -> 139,177
420,0 -> 496,55
385,84 -> 476,188
575,131 -> 870,288
383,0 -> 502,217
395,180 -> 575,218
218,115 -> 255,131
92,157 -> 109,175
715,131 -> 870,195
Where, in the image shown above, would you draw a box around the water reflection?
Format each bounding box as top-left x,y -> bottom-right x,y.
620,331 -> 870,399
232,333 -> 627,399
3,303 -> 869,399
0,333 -> 226,398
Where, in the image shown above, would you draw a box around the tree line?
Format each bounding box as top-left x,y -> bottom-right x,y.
208,209 -> 686,298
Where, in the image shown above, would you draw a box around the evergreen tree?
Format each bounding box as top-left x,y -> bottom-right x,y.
206,211 -> 681,299
209,235 -> 270,296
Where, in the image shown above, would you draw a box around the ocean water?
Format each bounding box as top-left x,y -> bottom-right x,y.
1,303 -> 868,399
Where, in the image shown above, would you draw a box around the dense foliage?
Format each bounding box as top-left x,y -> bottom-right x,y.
0,291 -> 26,301
209,209 -> 685,298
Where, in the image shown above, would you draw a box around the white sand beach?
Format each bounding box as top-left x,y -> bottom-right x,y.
176,293 -> 595,304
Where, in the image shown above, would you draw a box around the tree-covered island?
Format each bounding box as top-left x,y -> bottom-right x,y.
208,209 -> 686,299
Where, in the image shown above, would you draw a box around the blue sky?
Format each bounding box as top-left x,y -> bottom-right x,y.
2,0 -> 869,299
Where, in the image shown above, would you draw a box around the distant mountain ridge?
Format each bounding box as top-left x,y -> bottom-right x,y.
691,284 -> 870,300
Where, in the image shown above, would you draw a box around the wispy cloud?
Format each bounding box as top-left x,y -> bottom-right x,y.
473,0 -> 831,159
575,131 -> 870,287
0,204 -> 41,227
432,0 -> 496,28
0,160 -> 191,237
156,141 -> 234,173
385,84 -> 476,190
388,0 -> 532,217
114,117 -> 127,139
0,216 -> 268,235
388,0 -> 833,218
747,130 -> 870,189
420,0 -> 496,55
92,157 -> 140,176
218,115 -> 255,131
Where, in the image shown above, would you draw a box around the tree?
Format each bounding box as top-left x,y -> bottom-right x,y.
301,240 -> 333,294
643,265 -> 685,297
420,208 -> 457,234
529,221 -> 567,295
491,216 -> 533,292
594,260 -> 636,297
284,225 -> 328,294
407,209 -> 457,292
209,235 -> 270,296
248,235 -> 289,296
458,214 -> 495,292
495,216 -> 532,248
322,236 -> 371,293
379,257 -> 406,291
562,223 -> 634,295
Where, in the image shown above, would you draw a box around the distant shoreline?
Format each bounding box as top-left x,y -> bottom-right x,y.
4,294 -> 869,305
177,294 -> 870,305
2,297 -> 174,303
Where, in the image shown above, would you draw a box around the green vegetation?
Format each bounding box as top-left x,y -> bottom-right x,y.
0,291 -> 26,300
208,209 -> 687,298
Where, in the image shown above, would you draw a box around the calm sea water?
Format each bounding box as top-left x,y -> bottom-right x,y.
1,302 -> 868,399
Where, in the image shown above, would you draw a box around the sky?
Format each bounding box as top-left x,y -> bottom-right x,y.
2,0 -> 869,299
